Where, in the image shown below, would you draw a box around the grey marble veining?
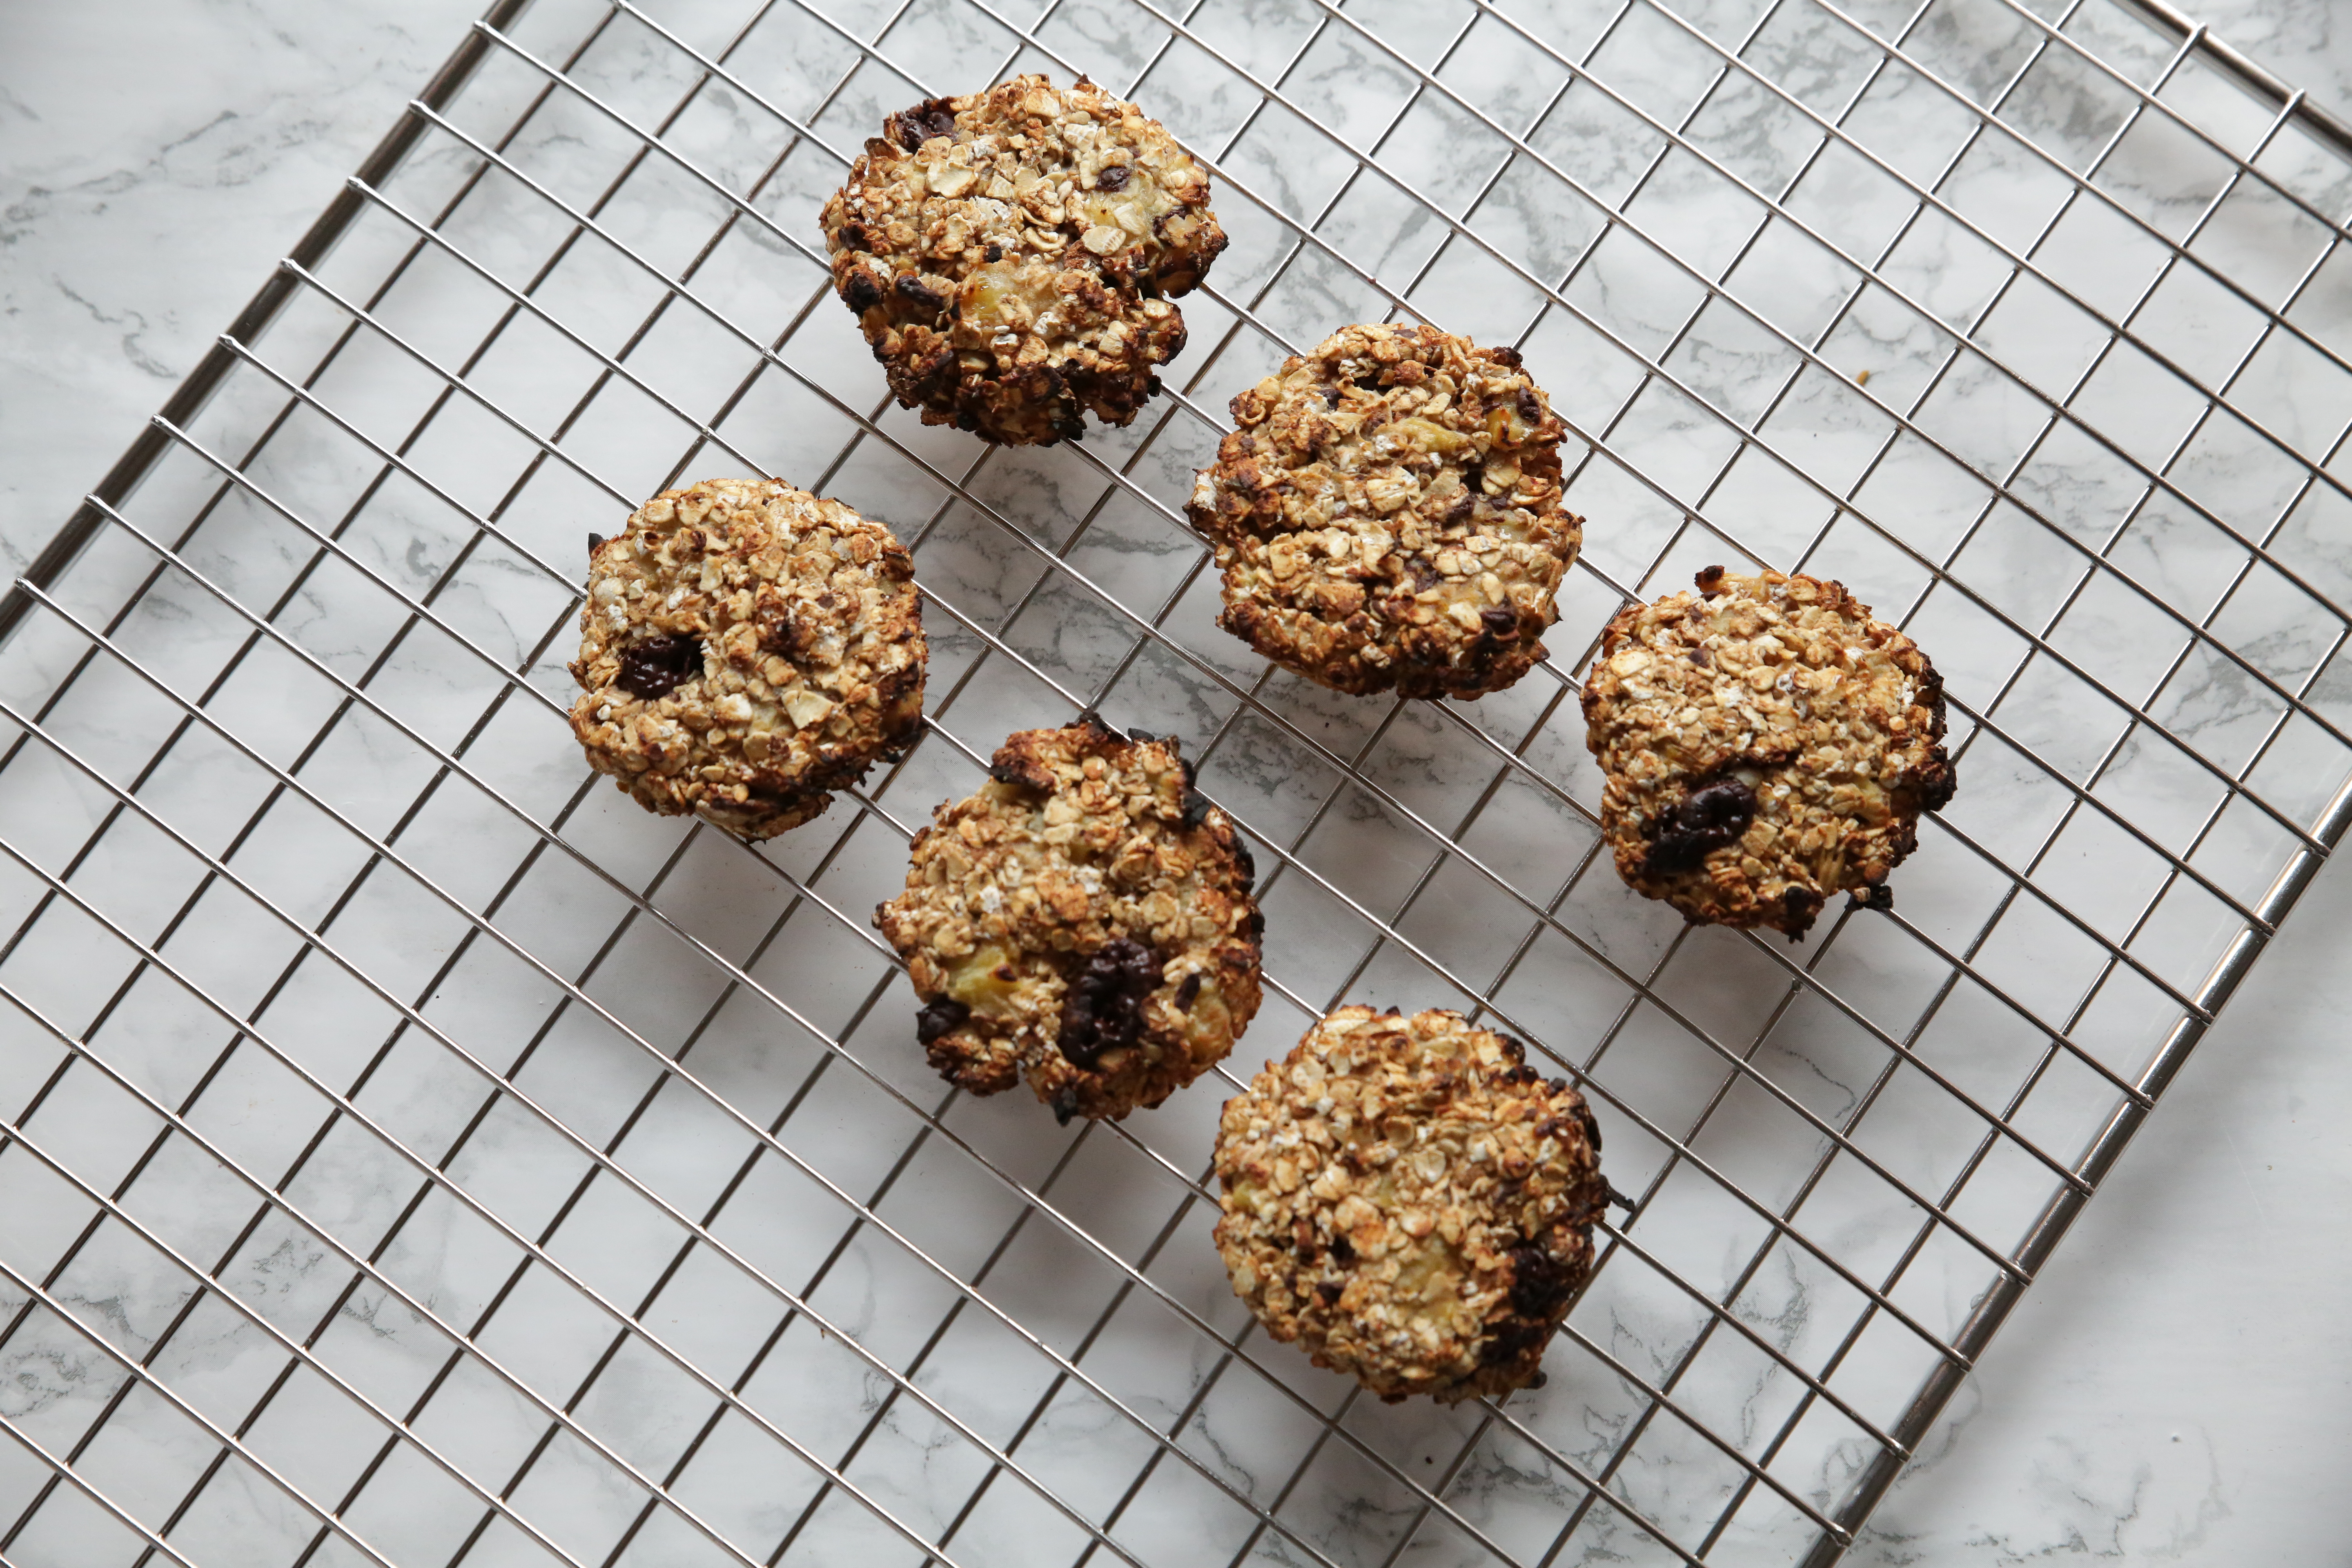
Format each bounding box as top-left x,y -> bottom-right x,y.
2,0 -> 2352,1564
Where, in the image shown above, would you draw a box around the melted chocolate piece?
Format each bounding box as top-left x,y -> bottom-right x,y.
588,532 -> 606,555
1328,1233 -> 1355,1264
1488,345 -> 1523,368
894,273 -> 948,312
915,996 -> 971,1046
1574,1102 -> 1602,1153
1689,644 -> 1711,668
1181,788 -> 1213,828
1174,971 -> 1203,1011
1096,163 -> 1131,191
843,272 -> 883,312
1480,604 -> 1518,637
1057,938 -> 1159,1069
1314,1280 -> 1342,1307
984,242 -> 1003,263
615,633 -> 704,700
1479,1318 -> 1548,1368
1323,387 -> 1342,409
1515,385 -> 1541,424
887,98 -> 959,151
1850,881 -> 1895,913
1641,776 -> 1756,876
1050,1085 -> 1080,1126
1781,884 -> 1824,936
1606,1182 -> 1638,1214
1506,1243 -> 1574,1319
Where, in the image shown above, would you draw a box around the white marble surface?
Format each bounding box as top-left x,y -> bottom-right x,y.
3,0 -> 2351,1564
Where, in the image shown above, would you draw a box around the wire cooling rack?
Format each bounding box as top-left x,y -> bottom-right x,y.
3,0 -> 2350,1561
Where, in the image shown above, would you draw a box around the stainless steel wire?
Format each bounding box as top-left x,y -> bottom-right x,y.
0,0 -> 2347,1563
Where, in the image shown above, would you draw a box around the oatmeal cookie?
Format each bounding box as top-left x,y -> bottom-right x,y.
1213,1006 -> 1607,1403
1187,323 -> 1579,700
1580,566 -> 1955,937
568,478 -> 927,838
822,74 -> 1226,445
874,716 -> 1263,1121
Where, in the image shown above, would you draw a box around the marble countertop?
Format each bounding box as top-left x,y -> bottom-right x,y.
4,0 -> 2350,1562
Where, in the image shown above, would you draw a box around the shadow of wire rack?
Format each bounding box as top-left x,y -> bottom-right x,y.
1,0 -> 2349,1560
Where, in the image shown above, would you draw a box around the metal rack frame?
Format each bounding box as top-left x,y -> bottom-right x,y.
0,0 -> 2346,1561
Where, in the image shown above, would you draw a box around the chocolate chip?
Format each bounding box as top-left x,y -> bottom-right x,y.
1411,559 -> 1443,592
1181,788 -> 1212,828
1690,644 -> 1711,668
1480,604 -> 1517,638
1050,1084 -> 1080,1125
1496,1034 -> 1527,1064
1488,345 -> 1523,368
1782,884 -> 1824,936
1506,1244 -> 1573,1319
1126,727 -> 1156,742
1849,881 -> 1894,912
1574,1102 -> 1601,1153
984,242 -> 1002,263
1641,776 -> 1756,877
1097,163 -> 1131,191
1323,387 -> 1342,409
887,98 -> 959,151
894,272 -> 948,312
1056,938 -> 1159,1069
615,633 -> 703,700
988,762 -> 1021,785
1231,838 -> 1255,889
1329,1233 -> 1354,1264
1516,385 -> 1542,424
1174,971 -> 1203,1011
1315,1280 -> 1342,1307
1354,369 -> 1381,390
843,271 -> 883,312
1694,564 -> 1728,594
588,532 -> 606,555
1462,461 -> 1485,497
915,996 -> 971,1046
1247,909 -> 1265,939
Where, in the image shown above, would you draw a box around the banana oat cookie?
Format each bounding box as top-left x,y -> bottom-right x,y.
822,74 -> 1226,445
1187,323 -> 1579,700
568,478 -> 926,839
1212,1007 -> 1607,1404
874,717 -> 1263,1122
1580,566 -> 1955,937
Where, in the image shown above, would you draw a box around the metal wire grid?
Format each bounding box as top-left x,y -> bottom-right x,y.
0,0 -> 2348,1561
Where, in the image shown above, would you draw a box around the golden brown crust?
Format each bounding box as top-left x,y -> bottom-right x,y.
1212,1006 -> 1607,1403
873,717 -> 1263,1121
566,478 -> 927,839
821,75 -> 1226,445
1579,566 -> 1956,936
1187,323 -> 1580,700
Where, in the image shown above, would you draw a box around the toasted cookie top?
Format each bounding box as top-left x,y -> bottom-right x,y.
822,75 -> 1225,444
1188,323 -> 1579,699
568,478 -> 926,839
1214,1005 -> 1608,1403
875,717 -> 1262,1121
1580,567 -> 1954,935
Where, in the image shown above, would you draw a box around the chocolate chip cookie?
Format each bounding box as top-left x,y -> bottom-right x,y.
1212,1006 -> 1608,1403
1580,566 -> 1955,937
874,717 -> 1263,1121
822,74 -> 1226,445
568,478 -> 927,838
1187,323 -> 1579,700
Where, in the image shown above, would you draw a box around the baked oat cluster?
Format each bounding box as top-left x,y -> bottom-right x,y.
875,717 -> 1263,1122
1581,566 -> 1956,937
1188,323 -> 1579,700
822,75 -> 1226,445
568,479 -> 926,839
1213,1007 -> 1608,1403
